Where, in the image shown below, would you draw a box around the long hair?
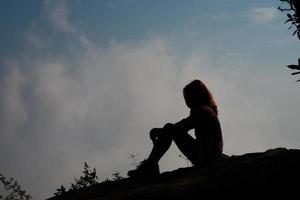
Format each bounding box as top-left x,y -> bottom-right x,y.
183,80 -> 218,115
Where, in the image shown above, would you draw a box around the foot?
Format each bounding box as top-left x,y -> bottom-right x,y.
127,160 -> 160,178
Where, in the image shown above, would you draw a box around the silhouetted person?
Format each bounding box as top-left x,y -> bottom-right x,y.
128,80 -> 224,178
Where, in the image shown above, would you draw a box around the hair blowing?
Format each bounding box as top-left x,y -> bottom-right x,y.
183,80 -> 218,115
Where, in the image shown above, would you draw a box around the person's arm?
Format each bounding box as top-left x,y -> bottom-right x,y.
174,114 -> 198,133
150,115 -> 196,141
173,106 -> 214,133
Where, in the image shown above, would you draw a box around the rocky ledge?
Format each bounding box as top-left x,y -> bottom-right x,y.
48,148 -> 300,199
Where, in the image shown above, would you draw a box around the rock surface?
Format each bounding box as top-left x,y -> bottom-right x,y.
48,148 -> 300,199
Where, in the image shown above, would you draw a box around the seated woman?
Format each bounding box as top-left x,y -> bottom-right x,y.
128,80 -> 224,178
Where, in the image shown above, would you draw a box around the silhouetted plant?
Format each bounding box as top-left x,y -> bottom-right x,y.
178,154 -> 191,167
69,162 -> 99,191
279,0 -> 300,38
54,162 -> 99,196
287,58 -> 300,82
0,173 -> 32,200
128,153 -> 140,168
111,171 -> 124,181
279,0 -> 300,81
54,185 -> 66,196
54,162 -> 126,197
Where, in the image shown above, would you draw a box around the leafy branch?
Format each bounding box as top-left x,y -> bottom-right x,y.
54,162 -> 125,197
54,162 -> 99,196
0,173 -> 32,200
278,0 -> 300,38
278,0 -> 300,81
287,58 -> 300,82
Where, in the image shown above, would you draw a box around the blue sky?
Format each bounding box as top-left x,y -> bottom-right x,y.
1,0 -> 299,62
1,0 -> 300,199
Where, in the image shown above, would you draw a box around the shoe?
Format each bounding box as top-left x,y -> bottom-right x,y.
127,160 -> 160,178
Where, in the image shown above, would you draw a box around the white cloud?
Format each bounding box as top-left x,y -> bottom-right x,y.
0,65 -> 27,136
43,0 -> 76,33
42,0 -> 92,49
208,13 -> 229,20
248,7 -> 278,23
24,30 -> 46,48
2,36 -> 300,199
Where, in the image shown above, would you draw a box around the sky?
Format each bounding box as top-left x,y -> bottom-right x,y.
1,0 -> 300,199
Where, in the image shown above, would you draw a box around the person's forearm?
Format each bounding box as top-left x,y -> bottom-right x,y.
174,117 -> 192,132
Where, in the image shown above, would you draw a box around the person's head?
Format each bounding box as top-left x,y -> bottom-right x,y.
183,80 -> 218,115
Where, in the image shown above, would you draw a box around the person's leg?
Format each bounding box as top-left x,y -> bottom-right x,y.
127,128 -> 171,177
148,126 -> 198,165
171,129 -> 199,165
147,129 -> 172,163
127,126 -> 198,177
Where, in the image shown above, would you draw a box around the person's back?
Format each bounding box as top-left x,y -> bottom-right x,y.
174,105 -> 223,165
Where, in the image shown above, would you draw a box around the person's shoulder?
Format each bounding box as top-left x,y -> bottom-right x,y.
192,105 -> 217,118
200,105 -> 214,113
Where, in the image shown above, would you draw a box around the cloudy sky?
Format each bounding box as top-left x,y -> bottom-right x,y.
1,0 -> 300,199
